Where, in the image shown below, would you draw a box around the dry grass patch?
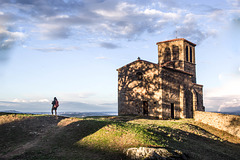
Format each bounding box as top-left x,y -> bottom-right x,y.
0,113 -> 34,125
57,117 -> 82,127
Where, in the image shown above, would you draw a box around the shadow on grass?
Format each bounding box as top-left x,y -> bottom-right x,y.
0,115 -> 129,160
86,115 -> 159,123
64,116 -> 240,160
146,124 -> 240,160
1,114 -> 240,160
51,118 -> 240,160
47,119 -> 132,159
0,115 -> 66,153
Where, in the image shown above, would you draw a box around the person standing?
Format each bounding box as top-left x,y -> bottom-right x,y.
51,97 -> 59,115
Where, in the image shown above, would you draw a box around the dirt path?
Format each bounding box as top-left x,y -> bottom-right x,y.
1,138 -> 41,159
0,116 -> 69,159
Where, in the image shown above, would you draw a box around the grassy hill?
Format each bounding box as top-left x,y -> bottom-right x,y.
0,113 -> 240,160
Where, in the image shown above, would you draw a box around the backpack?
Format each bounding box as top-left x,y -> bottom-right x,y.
55,100 -> 59,107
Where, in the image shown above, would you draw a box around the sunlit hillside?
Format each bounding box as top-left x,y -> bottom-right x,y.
0,113 -> 240,160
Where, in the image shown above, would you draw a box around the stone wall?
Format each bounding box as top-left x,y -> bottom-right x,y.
184,62 -> 196,83
193,84 -> 204,111
194,111 -> 240,138
117,59 -> 161,117
161,67 -> 192,119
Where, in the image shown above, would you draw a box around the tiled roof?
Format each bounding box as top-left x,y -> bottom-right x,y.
193,83 -> 203,87
156,38 -> 196,46
116,59 -> 158,71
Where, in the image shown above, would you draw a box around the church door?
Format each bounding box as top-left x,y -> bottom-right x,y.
171,103 -> 174,119
143,101 -> 148,116
185,90 -> 193,118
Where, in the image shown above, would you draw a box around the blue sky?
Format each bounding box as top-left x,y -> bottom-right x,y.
0,0 -> 240,112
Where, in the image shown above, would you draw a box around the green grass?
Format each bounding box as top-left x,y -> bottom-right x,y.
77,122 -> 167,152
0,113 -> 240,160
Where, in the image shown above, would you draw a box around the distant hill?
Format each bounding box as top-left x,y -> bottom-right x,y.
0,110 -> 22,113
3,110 -> 239,117
219,111 -> 240,116
218,106 -> 240,113
0,113 -> 240,159
0,111 -> 118,117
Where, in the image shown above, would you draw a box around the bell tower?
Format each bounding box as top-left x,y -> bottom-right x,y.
156,38 -> 196,83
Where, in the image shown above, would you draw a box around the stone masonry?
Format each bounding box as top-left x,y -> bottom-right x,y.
117,38 -> 205,119
194,111 -> 240,138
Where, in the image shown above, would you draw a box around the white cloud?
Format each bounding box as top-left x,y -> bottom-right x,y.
28,1 -> 183,40
37,24 -> 71,40
205,76 -> 240,97
0,0 -> 232,44
204,75 -> 240,112
33,46 -> 76,52
207,9 -> 226,22
99,42 -> 120,49
175,11 -> 219,44
55,15 -> 70,19
12,98 -> 50,103
228,0 -> 240,7
95,9 -> 127,18
0,101 -> 17,107
140,8 -> 180,21
0,26 -> 25,50
12,99 -> 27,103
38,99 -> 50,103
78,92 -> 96,98
183,13 -> 196,24
117,2 -> 136,11
204,96 -> 240,112
57,92 -> 96,101
218,97 -> 240,111
0,100 -> 117,112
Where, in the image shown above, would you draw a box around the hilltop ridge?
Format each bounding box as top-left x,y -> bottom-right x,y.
0,113 -> 240,160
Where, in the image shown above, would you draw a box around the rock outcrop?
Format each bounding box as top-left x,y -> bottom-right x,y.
125,147 -> 188,160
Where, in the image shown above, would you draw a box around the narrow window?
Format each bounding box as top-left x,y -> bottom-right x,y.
185,46 -> 189,62
190,47 -> 193,63
136,72 -> 143,80
172,45 -> 179,60
143,101 -> 148,116
164,47 -> 171,62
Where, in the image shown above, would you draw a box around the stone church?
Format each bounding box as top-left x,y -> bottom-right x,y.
117,38 -> 205,119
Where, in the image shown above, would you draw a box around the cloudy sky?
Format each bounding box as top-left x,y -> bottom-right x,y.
0,0 -> 240,113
